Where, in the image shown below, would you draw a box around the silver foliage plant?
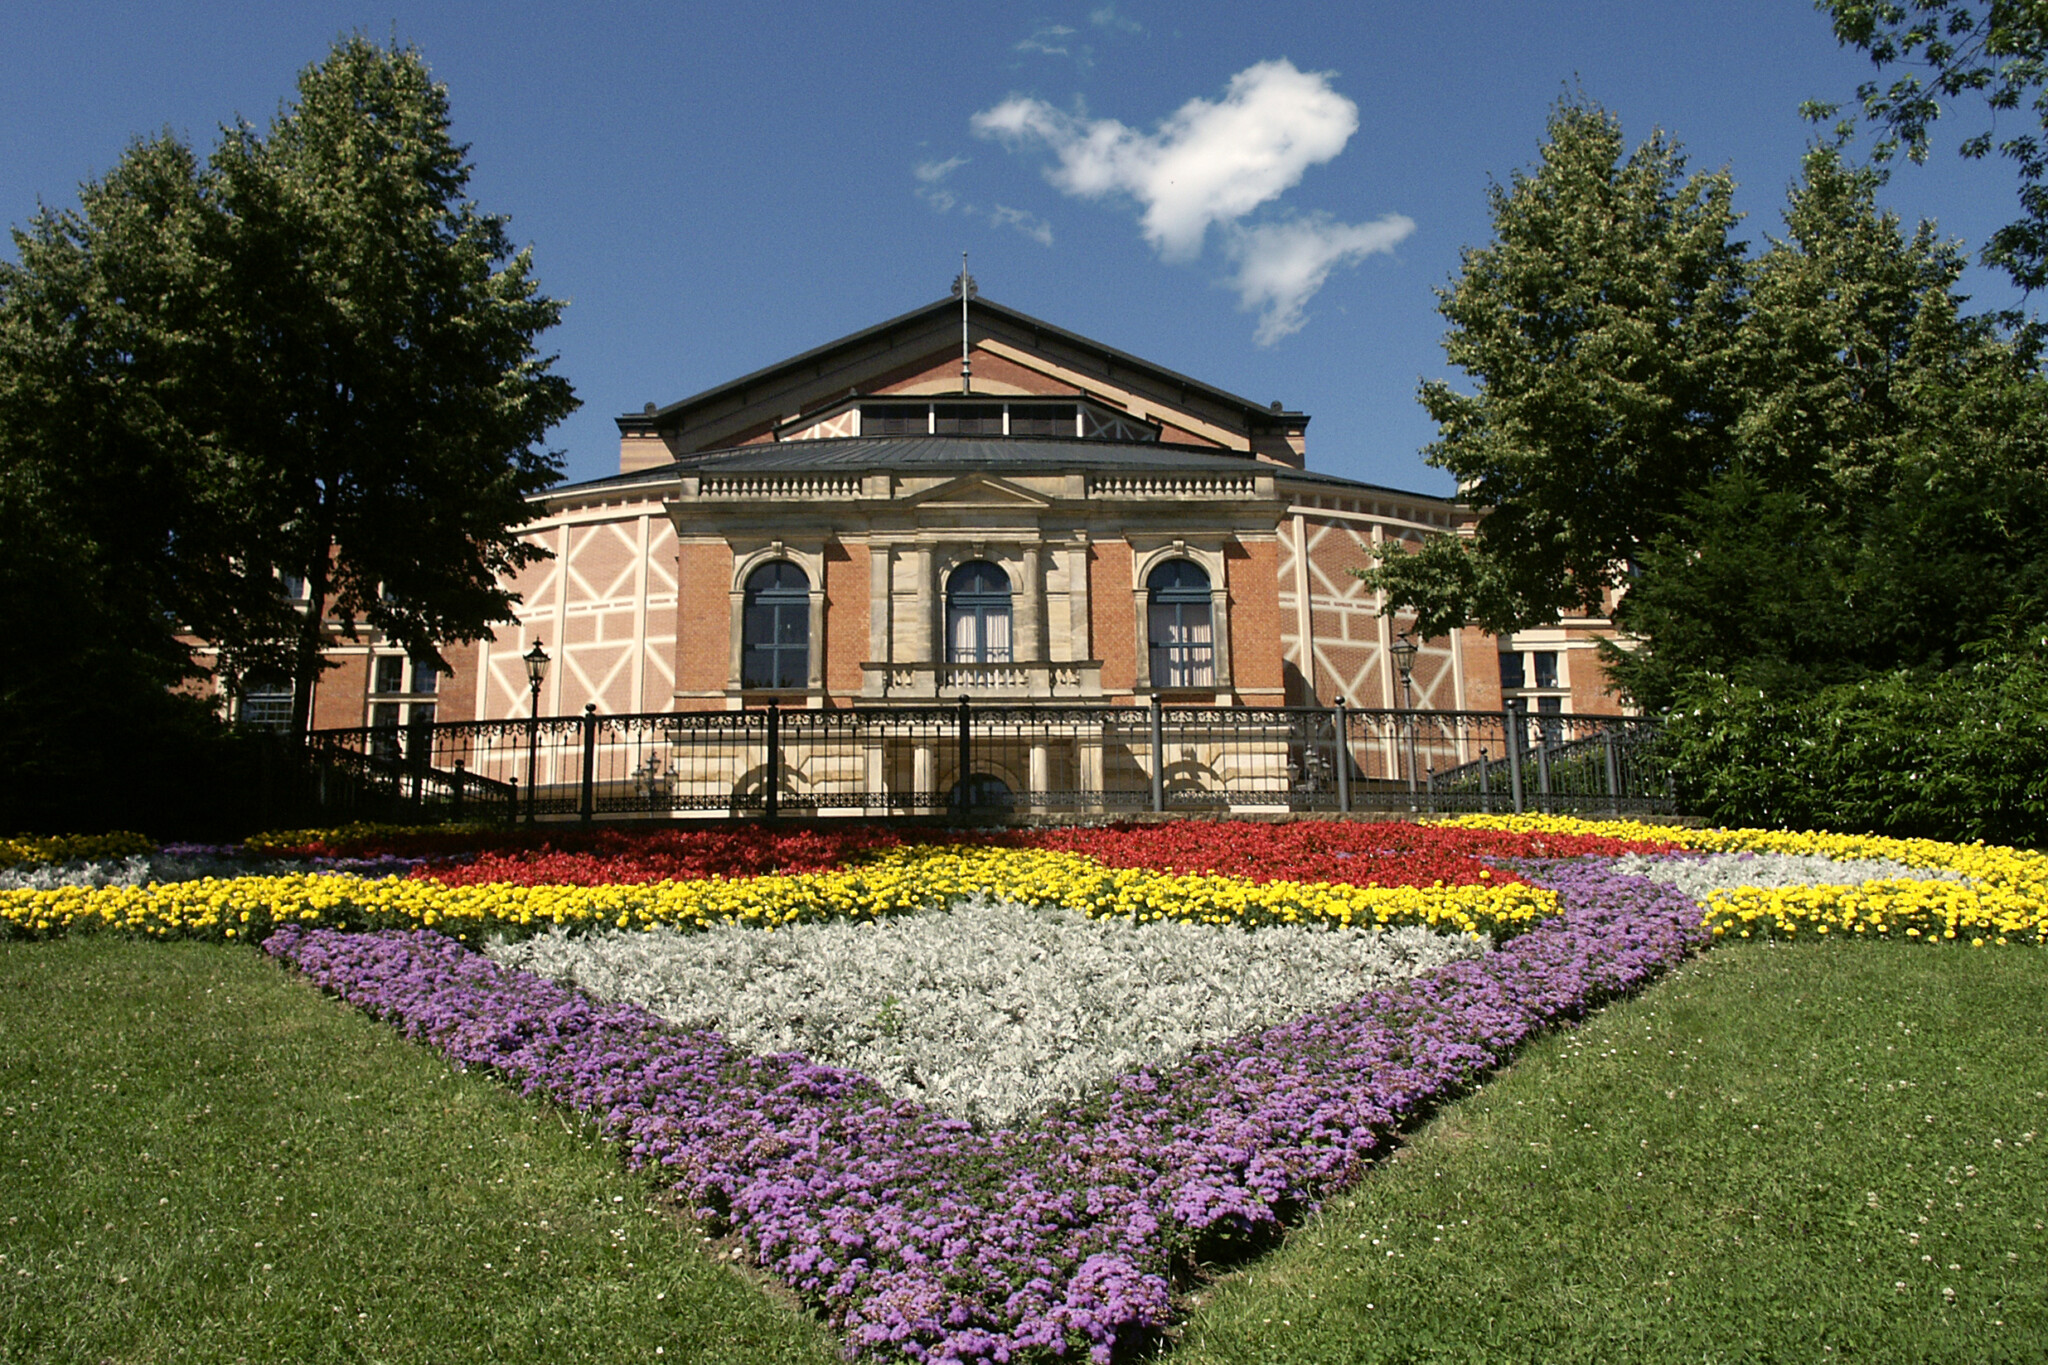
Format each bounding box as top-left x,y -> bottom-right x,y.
0,854 -> 313,890
488,898 -> 1489,1128
1605,851 -> 1963,901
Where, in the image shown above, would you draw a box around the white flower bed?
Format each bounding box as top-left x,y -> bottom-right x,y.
488,899 -> 1488,1127
1606,850 -> 1964,901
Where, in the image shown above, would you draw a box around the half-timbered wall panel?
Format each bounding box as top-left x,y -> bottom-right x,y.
1279,505 -> 1466,714
478,505 -> 680,721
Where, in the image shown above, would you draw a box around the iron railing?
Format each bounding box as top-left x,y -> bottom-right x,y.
302,700 -> 1674,825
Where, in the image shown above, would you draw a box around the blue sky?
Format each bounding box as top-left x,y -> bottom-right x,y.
1,1 -> 2027,495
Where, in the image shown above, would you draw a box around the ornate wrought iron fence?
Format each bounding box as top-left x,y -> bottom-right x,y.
303,700 -> 1675,824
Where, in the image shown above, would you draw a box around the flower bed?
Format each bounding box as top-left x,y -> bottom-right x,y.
264,863 -> 1703,1363
0,831 -> 154,869
1450,815 -> 2048,945
489,903 -> 1488,1126
0,841 -> 1559,943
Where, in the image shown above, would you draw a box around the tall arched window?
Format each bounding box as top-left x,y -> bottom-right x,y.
1147,559 -> 1214,687
946,561 -> 1012,664
742,561 -> 810,689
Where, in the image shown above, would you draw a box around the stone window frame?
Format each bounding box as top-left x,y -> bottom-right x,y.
727,541 -> 827,695
927,544 -> 1046,665
1128,541 -> 1232,694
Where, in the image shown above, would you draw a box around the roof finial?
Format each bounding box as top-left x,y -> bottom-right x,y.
952,253 -> 977,395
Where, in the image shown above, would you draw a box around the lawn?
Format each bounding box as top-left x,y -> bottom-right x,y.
0,936 -> 839,1365
4,931 -> 2042,1363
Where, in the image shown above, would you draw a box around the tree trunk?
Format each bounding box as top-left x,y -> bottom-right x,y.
288,536 -> 333,746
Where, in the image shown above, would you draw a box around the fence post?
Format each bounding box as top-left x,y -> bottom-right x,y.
1332,696 -> 1351,814
1535,735 -> 1552,814
1503,703 -> 1526,815
1478,748 -> 1491,813
507,776 -> 519,826
1149,694 -> 1165,814
452,759 -> 466,822
956,696 -> 973,814
765,701 -> 781,820
1603,728 -> 1621,818
579,704 -> 598,826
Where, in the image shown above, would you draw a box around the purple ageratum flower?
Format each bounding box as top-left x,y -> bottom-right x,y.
265,861 -> 1703,1362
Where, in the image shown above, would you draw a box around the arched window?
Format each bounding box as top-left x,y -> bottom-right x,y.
948,772 -> 1015,811
1147,559 -> 1214,688
742,561 -> 810,689
946,561 -> 1012,664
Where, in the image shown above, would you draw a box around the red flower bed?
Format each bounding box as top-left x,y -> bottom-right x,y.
258,825 -> 904,885
1000,820 -> 1675,888
276,818 -> 1674,890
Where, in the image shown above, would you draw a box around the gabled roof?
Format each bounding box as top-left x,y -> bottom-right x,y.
617,296 -> 1309,440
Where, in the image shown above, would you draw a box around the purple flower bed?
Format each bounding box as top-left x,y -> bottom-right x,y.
263,863 -> 1702,1363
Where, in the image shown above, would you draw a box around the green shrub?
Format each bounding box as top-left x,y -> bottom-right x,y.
1662,652 -> 2048,846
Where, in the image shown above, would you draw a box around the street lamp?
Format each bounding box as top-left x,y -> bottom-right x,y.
523,639 -> 550,825
1390,631 -> 1421,802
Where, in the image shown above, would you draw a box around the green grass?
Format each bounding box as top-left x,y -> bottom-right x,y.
4,936 -> 2045,1364
1171,940 -> 2048,1364
0,937 -> 840,1365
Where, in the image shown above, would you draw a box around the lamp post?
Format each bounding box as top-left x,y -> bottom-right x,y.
1390,631 -> 1421,802
523,639 -> 550,826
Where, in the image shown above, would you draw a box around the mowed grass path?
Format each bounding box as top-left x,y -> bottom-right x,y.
0,938 -> 840,1365
3,935 -> 2045,1364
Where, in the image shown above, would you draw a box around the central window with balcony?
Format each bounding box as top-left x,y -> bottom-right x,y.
946,561 -> 1012,664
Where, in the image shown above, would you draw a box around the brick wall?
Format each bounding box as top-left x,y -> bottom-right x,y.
1226,537 -> 1285,701
674,541 -> 732,705
1090,539 -> 1136,696
824,539 -> 868,697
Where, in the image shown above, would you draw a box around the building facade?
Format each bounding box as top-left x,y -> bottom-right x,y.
265,296 -> 1626,743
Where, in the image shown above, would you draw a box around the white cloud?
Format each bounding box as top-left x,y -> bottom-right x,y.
915,155 -> 968,184
910,158 -> 1055,245
1090,4 -> 1142,33
914,156 -> 967,213
972,58 -> 1358,260
1226,213 -> 1415,345
1014,24 -> 1077,57
990,205 -> 1055,246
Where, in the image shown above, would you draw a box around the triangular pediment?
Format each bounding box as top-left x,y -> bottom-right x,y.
902,473 -> 1052,509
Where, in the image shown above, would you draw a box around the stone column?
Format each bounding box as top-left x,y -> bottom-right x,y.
913,545 -> 936,665
1016,545 -> 1043,666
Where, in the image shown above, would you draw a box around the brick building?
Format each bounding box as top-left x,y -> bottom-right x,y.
265,294 -> 1626,739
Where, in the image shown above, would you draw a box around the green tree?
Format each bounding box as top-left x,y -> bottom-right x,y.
1609,144 -> 2048,707
1820,0 -> 2048,292
211,36 -> 577,734
0,35 -> 576,755
1362,98 -> 1748,634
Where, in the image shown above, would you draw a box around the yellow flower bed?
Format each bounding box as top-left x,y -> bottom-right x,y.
0,844 -> 1554,943
0,832 -> 155,870
241,821 -> 485,856
1442,815 -> 2048,946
